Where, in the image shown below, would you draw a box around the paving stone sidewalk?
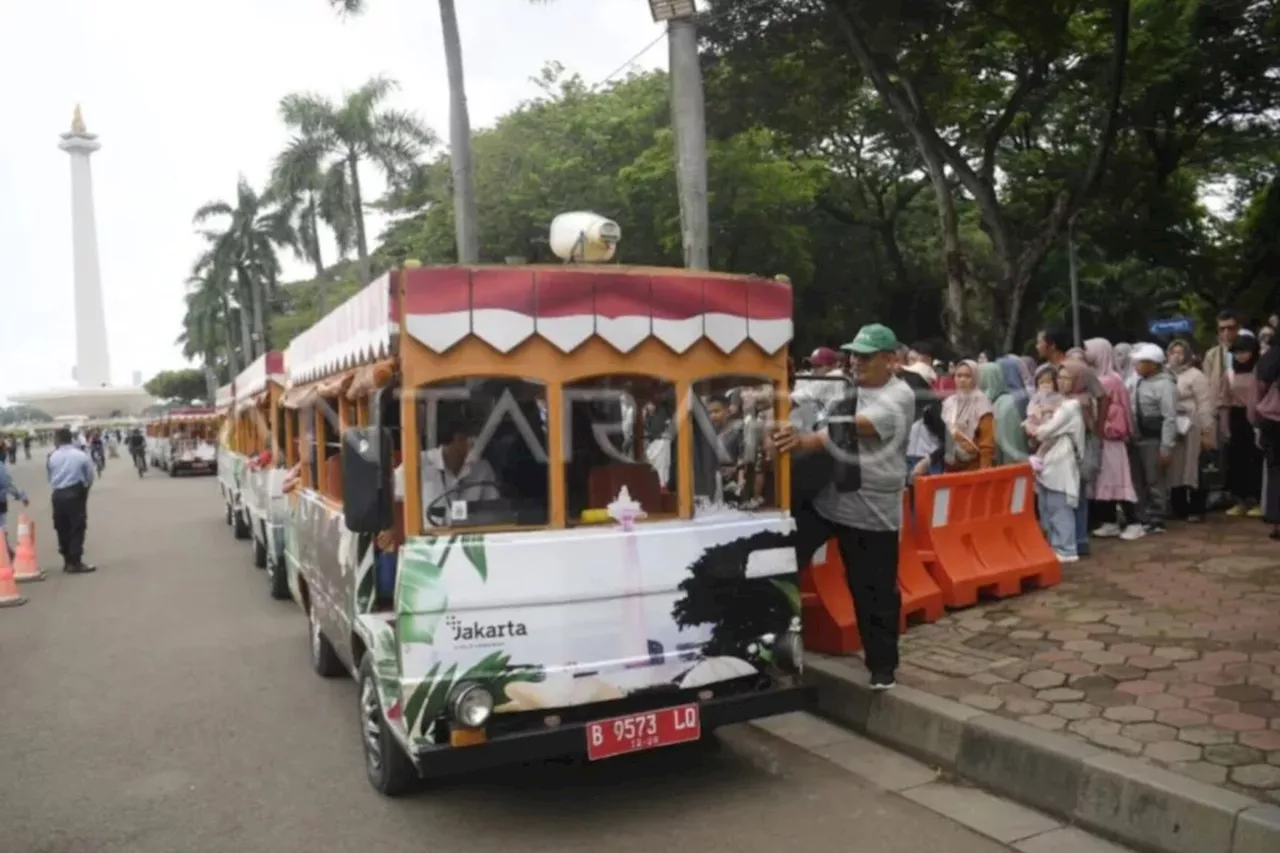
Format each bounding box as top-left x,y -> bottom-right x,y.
891,517 -> 1280,803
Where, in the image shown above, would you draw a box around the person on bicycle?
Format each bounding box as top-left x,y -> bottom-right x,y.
126,428 -> 147,470
89,430 -> 106,473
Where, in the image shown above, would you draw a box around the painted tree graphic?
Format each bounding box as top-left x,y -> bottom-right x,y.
671,530 -> 798,659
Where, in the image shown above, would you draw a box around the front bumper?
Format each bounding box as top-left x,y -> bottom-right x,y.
413,682 -> 813,778
174,460 -> 216,474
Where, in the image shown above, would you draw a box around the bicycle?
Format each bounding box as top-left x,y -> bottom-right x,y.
133,450 -> 146,478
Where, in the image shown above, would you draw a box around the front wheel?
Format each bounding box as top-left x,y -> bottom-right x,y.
308,603 -> 344,679
267,551 -> 290,601
358,654 -> 418,796
252,534 -> 267,570
233,509 -> 250,540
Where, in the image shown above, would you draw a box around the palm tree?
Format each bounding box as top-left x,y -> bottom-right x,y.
193,177 -> 293,358
177,271 -> 241,395
328,0 -> 479,264
277,76 -> 436,282
270,154 -> 354,316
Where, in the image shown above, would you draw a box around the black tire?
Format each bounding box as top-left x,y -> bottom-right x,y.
267,551 -> 290,601
169,465 -> 178,478
233,509 -> 251,541
308,603 -> 344,679
225,501 -> 233,526
252,534 -> 267,569
358,654 -> 419,796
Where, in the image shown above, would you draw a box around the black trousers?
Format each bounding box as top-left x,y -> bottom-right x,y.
792,503 -> 900,675
52,484 -> 89,564
1170,487 -> 1206,518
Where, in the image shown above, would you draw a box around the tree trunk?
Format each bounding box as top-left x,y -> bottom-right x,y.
438,0 -> 481,264
234,277 -> 255,363
924,159 -> 966,355
240,266 -> 266,360
203,363 -> 218,403
668,19 -> 710,270
221,297 -> 241,377
347,151 -> 371,283
309,198 -> 327,317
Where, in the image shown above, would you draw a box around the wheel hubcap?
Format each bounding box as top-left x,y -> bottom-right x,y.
361,678 -> 384,772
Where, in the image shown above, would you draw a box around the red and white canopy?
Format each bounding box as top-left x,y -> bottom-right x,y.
234,352 -> 285,403
401,266 -> 792,356
286,274 -> 397,383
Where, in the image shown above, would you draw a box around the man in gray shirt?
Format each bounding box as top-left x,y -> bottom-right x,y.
774,323 -> 916,690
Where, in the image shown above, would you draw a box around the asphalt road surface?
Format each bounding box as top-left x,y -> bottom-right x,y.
0,454 -> 1029,853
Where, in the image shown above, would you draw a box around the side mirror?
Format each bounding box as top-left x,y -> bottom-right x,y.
341,426 -> 393,534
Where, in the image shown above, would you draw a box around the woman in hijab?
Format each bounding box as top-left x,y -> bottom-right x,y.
1255,341 -> 1280,538
980,362 -> 1029,464
1083,338 -> 1138,535
942,360 -> 996,471
1165,339 -> 1214,521
1114,343 -> 1135,390
1221,333 -> 1265,516
1000,356 -> 1034,410
1020,355 -> 1039,389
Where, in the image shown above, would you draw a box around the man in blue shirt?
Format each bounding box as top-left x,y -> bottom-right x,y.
46,427 -> 97,574
0,455 -> 29,562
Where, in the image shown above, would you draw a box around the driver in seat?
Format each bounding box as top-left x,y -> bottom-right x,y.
393,418 -> 501,527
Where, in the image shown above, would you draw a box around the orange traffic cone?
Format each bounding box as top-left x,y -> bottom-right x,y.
12,514 -> 43,583
0,532 -> 27,608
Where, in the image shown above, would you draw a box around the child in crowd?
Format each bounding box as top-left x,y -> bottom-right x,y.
1024,364 -> 1062,456
1028,362 -> 1086,562
1130,343 -> 1178,534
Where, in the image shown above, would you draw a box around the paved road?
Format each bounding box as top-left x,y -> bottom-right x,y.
0,457 -> 1072,853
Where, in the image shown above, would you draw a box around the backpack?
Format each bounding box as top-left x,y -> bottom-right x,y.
1100,376 -> 1132,442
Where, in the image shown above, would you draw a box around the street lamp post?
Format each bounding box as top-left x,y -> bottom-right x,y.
649,0 -> 709,270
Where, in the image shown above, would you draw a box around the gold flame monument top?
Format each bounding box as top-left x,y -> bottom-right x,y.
71,104 -> 86,134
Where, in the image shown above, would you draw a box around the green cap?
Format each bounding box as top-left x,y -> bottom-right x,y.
842,323 -> 898,355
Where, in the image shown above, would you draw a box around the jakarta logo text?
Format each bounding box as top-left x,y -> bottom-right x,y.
446,614 -> 529,643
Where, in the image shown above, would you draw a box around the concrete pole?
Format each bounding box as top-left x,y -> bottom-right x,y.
58,106 -> 112,388
668,19 -> 710,270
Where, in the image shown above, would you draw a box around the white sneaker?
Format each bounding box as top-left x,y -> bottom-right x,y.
1093,523 -> 1122,538
1119,524 -> 1147,541
1057,553 -> 1080,563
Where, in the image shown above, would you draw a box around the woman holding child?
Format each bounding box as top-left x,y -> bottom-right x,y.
1027,361 -> 1089,562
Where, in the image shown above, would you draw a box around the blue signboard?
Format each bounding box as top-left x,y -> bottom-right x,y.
1148,316 -> 1194,337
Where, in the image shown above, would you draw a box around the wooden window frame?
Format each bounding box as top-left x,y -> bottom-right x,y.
285,407 -> 298,468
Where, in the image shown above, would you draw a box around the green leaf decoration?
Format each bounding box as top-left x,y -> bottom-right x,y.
437,533 -> 458,568
355,562 -> 376,614
415,663 -> 457,736
402,662 -> 439,734
770,579 -> 802,617
461,534 -> 487,582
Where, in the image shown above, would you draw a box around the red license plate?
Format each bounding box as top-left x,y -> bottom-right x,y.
585,703 -> 701,761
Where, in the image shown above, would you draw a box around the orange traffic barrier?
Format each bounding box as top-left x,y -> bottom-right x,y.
799,499 -> 946,655
912,463 -> 1059,609
0,532 -> 27,608
898,493 -> 945,624
799,540 -> 860,655
12,514 -> 44,583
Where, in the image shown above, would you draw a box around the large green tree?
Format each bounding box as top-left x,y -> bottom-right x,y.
193,177 -> 293,360
277,76 -> 436,283
145,368 -> 209,404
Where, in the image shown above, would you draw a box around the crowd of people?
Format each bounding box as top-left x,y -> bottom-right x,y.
753,313 -> 1276,690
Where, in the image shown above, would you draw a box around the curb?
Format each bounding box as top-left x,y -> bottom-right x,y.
808,655 -> 1280,853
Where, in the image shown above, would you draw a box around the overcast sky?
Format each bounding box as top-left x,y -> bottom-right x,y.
0,0 -> 671,402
